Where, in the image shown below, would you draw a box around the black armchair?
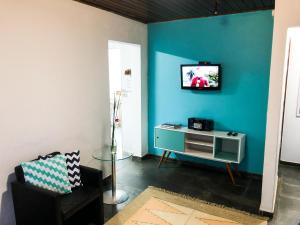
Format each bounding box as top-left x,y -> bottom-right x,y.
12,165 -> 104,225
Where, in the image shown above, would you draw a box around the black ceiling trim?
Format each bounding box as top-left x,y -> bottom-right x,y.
75,0 -> 275,24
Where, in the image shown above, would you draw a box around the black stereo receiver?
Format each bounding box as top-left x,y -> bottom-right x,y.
188,118 -> 214,131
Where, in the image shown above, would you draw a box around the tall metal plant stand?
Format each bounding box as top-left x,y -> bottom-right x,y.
103,152 -> 128,204
92,147 -> 132,205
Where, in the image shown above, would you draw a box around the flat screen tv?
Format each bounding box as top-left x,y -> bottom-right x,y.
181,64 -> 221,90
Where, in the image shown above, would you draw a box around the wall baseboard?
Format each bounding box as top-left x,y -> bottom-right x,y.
132,155 -> 149,161
259,210 -> 274,218
280,160 -> 300,167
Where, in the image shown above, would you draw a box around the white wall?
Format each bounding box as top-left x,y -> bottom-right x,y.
0,0 -> 147,224
281,28 -> 300,163
261,0 -> 300,213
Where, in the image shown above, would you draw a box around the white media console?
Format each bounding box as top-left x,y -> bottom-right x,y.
154,125 -> 246,184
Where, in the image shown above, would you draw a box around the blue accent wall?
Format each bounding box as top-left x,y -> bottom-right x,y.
148,11 -> 274,175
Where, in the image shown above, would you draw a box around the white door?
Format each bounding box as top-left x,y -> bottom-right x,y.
281,28 -> 300,163
108,41 -> 143,157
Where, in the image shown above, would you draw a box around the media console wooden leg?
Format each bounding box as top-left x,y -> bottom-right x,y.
158,150 -> 167,168
226,163 -> 235,185
234,164 -> 241,177
164,151 -> 171,163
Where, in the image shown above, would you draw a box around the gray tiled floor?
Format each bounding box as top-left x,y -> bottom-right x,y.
101,156 -> 263,223
90,157 -> 300,224
269,164 -> 300,225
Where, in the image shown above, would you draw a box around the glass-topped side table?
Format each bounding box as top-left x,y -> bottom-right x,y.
93,146 -> 132,205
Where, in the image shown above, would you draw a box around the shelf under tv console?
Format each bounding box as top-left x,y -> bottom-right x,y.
154,125 -> 246,184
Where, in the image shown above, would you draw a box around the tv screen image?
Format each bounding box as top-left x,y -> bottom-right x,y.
181,64 -> 221,90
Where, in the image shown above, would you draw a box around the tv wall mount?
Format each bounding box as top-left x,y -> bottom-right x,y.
198,61 -> 212,65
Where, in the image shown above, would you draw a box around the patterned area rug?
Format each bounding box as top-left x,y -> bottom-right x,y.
105,187 -> 268,225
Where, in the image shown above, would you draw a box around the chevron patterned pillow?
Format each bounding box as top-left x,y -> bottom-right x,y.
21,154 -> 72,194
65,150 -> 82,188
37,152 -> 60,160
